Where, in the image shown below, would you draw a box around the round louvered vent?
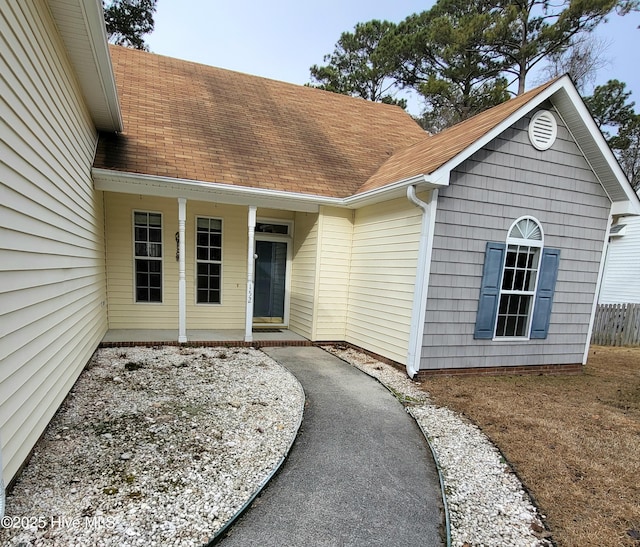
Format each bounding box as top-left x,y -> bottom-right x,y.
528,110 -> 557,151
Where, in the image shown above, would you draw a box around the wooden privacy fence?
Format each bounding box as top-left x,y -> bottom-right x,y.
591,303 -> 640,346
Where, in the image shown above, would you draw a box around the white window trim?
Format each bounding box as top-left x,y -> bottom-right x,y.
132,210 -> 164,304
255,218 -> 294,239
194,216 -> 223,306
253,218 -> 293,328
493,216 -> 544,340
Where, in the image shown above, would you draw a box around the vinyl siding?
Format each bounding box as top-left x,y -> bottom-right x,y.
104,195 -> 253,330
0,1 -> 105,483
421,107 -> 610,370
188,202 -> 248,328
599,216 -> 640,304
314,207 -> 353,340
346,198 -> 422,364
289,212 -> 318,338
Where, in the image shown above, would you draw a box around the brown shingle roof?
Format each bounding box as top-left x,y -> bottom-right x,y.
94,46 -> 428,198
357,79 -> 558,194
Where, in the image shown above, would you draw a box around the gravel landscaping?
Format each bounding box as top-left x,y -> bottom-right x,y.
323,345 -> 553,547
2,343 -> 553,547
0,346 -> 303,547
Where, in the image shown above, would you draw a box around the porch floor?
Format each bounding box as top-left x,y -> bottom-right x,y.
101,329 -> 308,345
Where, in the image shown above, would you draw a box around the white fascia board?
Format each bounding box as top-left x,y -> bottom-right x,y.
559,84 -> 640,215
93,169 -> 330,212
92,169 -> 448,211
48,0 -> 123,132
429,78 -> 570,181
611,200 -> 640,217
80,0 -> 123,131
343,174 -> 446,208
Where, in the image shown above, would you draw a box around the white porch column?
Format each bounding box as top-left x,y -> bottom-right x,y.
245,206 -> 257,342
178,198 -> 187,343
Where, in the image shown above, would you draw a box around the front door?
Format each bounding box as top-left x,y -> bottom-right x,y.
253,239 -> 288,324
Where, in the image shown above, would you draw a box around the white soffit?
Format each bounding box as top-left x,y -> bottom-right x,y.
47,0 -> 122,132
551,85 -> 638,209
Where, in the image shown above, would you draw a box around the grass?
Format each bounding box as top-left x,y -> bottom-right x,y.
420,345 -> 640,547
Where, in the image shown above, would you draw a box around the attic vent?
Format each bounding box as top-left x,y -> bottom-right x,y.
528,110 -> 557,151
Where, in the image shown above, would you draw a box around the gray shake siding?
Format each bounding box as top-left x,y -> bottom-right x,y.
420,107 -> 610,370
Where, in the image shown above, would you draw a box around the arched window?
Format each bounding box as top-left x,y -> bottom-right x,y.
496,217 -> 544,337
474,217 -> 560,341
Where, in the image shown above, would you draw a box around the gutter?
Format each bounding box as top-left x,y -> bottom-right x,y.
92,169 -> 447,212
406,186 -> 439,378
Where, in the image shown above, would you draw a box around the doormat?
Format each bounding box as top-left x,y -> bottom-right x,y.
252,328 -> 283,333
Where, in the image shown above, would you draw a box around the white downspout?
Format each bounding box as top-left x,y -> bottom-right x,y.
583,212 -> 613,364
178,198 -> 187,343
245,206 -> 257,342
406,186 -> 438,378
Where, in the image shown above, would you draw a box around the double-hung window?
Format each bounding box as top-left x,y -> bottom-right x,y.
196,217 -> 222,304
495,219 -> 543,337
134,211 -> 162,303
475,217 -> 560,340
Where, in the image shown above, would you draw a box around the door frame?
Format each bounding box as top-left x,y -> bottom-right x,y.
253,219 -> 293,328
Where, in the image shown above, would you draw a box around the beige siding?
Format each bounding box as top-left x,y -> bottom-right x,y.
314,207 -> 353,340
0,1 -> 105,483
289,212 -> 318,337
105,195 -> 251,330
187,202 -> 248,328
346,198 -> 422,364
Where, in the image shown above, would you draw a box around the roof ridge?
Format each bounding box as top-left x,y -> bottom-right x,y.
107,44 -> 409,114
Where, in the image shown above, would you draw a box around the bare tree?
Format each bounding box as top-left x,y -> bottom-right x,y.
539,35 -> 611,93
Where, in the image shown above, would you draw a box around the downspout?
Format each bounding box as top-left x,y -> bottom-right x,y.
583,212 -> 613,364
178,198 -> 187,343
245,206 -> 257,342
406,186 -> 438,378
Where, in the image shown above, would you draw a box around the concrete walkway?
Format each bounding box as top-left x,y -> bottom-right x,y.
216,346 -> 444,546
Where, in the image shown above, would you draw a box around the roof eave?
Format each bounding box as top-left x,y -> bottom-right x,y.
92,169 -> 449,211
429,75 -> 640,215
48,0 -> 123,132
345,174 -> 448,208
92,168 -> 336,212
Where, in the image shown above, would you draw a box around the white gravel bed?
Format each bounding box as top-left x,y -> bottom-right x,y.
323,345 -> 552,547
1,346 -> 304,547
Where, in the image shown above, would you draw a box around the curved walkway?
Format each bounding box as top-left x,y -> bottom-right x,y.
216,346 -> 444,546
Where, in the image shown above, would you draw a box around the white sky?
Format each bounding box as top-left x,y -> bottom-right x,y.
146,1 -> 640,116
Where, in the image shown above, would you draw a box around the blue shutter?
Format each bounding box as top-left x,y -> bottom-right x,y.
530,248 -> 560,339
474,242 -> 506,339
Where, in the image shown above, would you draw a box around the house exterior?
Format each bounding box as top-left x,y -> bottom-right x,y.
599,214 -> 640,304
2,0 -> 639,491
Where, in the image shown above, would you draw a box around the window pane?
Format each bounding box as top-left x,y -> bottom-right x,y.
149,227 -> 162,243
517,249 -> 528,269
514,270 -> 526,291
256,222 -> 288,234
134,212 -> 148,225
148,213 -> 161,226
502,269 -> 514,290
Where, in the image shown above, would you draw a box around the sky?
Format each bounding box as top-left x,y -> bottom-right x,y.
146,1 -> 640,116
